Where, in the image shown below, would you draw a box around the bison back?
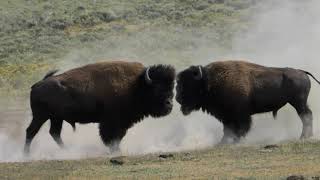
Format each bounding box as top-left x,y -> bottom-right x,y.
205,61 -> 261,98
53,61 -> 145,101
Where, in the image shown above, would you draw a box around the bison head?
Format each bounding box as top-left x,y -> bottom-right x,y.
141,64 -> 175,117
176,65 -> 207,115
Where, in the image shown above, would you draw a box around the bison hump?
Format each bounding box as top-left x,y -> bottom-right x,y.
206,64 -> 251,97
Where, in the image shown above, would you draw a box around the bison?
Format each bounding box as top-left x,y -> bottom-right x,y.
24,61 -> 175,154
176,60 -> 320,144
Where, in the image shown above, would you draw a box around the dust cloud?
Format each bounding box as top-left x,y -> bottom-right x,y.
1,0 -> 320,162
228,0 -> 320,144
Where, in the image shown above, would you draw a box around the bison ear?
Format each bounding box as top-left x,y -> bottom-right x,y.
193,66 -> 203,80
145,67 -> 152,84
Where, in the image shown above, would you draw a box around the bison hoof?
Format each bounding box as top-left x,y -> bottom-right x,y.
300,123 -> 313,139
58,143 -> 65,149
109,147 -> 120,154
300,133 -> 313,139
107,142 -> 120,154
23,147 -> 30,156
219,137 -> 235,145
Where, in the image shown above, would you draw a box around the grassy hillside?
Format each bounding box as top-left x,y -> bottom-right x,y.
1,141 -> 320,179
1,1 -> 320,179
0,0 -> 256,96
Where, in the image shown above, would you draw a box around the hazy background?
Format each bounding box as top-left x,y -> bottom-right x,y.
0,0 -> 320,162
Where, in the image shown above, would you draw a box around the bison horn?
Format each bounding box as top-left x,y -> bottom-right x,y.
145,67 -> 152,84
195,66 -> 203,80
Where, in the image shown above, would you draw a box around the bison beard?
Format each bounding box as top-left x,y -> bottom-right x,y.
24,61 -> 175,154
176,60 -> 320,144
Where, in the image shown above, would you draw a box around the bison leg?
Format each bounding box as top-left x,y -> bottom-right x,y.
297,106 -> 313,139
220,114 -> 252,144
24,118 -> 48,155
290,100 -> 313,139
49,119 -> 65,148
99,122 -> 127,153
235,115 -> 252,139
220,123 -> 238,144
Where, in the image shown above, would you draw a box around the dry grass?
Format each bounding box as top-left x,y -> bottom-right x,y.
1,141 -> 320,179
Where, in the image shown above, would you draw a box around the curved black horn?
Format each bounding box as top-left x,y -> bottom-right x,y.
194,66 -> 203,80
145,67 -> 152,84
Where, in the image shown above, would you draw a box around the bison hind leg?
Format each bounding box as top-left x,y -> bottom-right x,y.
49,118 -> 65,148
290,98 -> 313,139
24,117 -> 48,155
297,106 -> 313,139
99,122 -> 127,154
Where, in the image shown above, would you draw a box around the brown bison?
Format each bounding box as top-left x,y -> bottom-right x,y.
176,60 -> 320,144
24,61 -> 175,154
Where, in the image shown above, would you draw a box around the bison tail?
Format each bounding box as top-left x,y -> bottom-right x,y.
301,70 -> 320,85
43,69 -> 59,80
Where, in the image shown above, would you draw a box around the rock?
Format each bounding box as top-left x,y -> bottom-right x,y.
159,154 -> 174,159
110,157 -> 126,165
193,3 -> 209,10
47,19 -> 69,30
77,6 -> 85,11
208,0 -> 224,4
287,175 -> 306,180
93,11 -> 118,23
264,144 -> 279,149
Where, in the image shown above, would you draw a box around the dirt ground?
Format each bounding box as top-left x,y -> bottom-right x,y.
1,141 -> 320,179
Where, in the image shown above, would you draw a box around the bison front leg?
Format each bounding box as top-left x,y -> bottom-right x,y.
220,115 -> 252,144
99,122 -> 127,154
220,124 -> 238,144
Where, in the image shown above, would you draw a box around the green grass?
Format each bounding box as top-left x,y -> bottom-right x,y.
1,141 -> 320,179
0,0 -> 257,96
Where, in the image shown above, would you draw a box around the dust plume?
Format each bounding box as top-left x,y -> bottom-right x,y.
228,0 -> 320,144
1,0 -> 320,162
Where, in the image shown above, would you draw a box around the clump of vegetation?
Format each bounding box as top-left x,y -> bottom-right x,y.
0,62 -> 53,96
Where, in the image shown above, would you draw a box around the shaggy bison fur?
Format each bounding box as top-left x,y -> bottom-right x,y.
24,61 -> 175,154
176,60 -> 320,144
